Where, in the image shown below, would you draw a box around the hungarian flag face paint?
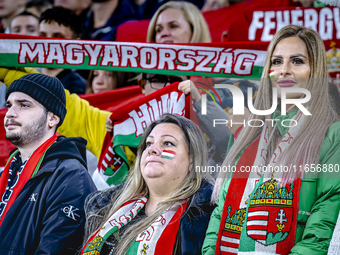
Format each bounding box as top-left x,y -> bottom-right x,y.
161,150 -> 176,160
269,69 -> 275,78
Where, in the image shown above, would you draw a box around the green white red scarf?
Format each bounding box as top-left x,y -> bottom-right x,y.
81,197 -> 187,255
95,83 -> 188,188
0,134 -> 57,225
215,113 -> 304,255
0,34 -> 268,80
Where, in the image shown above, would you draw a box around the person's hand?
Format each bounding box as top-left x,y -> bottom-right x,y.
202,0 -> 229,12
178,80 -> 201,102
106,114 -> 113,133
226,107 -> 250,134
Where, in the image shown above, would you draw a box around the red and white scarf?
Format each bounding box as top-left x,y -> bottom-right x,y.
216,113 -> 304,255
0,134 -> 57,225
82,197 -> 187,255
94,83 -> 189,188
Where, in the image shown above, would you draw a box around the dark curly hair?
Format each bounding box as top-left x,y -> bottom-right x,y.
39,7 -> 81,38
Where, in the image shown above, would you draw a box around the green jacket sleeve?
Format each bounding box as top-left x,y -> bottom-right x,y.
290,122 -> 340,255
202,179 -> 231,255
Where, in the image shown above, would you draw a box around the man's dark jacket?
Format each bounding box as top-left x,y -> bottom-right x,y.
56,69 -> 86,95
82,0 -> 140,41
0,136 -> 97,255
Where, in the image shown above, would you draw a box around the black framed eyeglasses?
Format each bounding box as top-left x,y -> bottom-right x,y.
144,75 -> 184,90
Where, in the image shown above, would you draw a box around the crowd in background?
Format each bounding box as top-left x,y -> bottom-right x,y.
0,0 -> 330,109
1,0 -> 340,254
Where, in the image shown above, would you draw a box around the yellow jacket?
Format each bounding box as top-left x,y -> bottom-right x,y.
0,67 -> 135,165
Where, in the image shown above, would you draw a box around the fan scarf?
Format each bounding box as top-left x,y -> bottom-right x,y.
0,34 -> 268,79
0,134 -> 57,225
94,83 -> 190,187
215,112 -> 304,255
81,197 -> 187,255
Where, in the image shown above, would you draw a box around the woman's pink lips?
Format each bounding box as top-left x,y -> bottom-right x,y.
146,160 -> 163,166
278,80 -> 296,87
160,39 -> 174,43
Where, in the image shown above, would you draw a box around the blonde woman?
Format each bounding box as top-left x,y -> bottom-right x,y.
146,1 -> 237,170
203,25 -> 340,254
81,114 -> 215,255
147,1 -> 211,43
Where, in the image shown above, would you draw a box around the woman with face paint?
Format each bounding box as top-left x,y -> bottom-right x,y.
82,114 -> 215,255
203,24 -> 340,254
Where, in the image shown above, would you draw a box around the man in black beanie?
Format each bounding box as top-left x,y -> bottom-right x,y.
0,73 -> 96,255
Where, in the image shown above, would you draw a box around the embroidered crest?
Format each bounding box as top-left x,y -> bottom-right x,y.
83,236 -> 103,255
101,146 -> 124,176
220,205 -> 246,254
246,176 -> 294,245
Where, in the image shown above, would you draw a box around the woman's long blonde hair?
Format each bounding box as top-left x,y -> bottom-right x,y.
84,114 -> 212,254
147,1 -> 211,43
212,25 -> 339,201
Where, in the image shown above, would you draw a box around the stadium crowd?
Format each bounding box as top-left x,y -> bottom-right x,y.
0,0 -> 340,254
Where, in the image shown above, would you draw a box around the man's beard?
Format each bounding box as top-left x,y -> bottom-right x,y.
6,111 -> 48,147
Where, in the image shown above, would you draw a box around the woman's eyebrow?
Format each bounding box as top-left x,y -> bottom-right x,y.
289,53 -> 307,59
271,54 -> 307,59
147,134 -> 178,141
161,134 -> 178,141
168,20 -> 179,25
271,54 -> 282,58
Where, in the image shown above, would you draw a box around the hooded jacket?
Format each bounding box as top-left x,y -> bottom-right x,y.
0,136 -> 97,255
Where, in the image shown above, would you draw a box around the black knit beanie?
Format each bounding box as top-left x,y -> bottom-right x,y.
6,73 -> 67,127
